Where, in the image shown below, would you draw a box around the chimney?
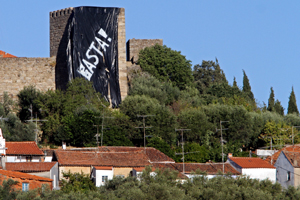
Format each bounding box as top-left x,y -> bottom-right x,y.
62,142 -> 66,150
228,153 -> 233,158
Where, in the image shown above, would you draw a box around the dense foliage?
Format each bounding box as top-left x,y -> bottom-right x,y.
137,44 -> 194,90
3,169 -> 300,200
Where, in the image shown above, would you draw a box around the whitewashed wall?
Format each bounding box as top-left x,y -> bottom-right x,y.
94,168 -> 114,187
242,168 -> 276,183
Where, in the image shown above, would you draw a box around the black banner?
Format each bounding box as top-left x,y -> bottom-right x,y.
66,6 -> 121,108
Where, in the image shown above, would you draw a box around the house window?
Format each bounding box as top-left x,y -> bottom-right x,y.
22,183 -> 29,191
116,175 -> 125,178
102,176 -> 108,182
287,171 -> 291,181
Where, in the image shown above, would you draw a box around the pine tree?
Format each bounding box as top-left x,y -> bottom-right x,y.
267,87 -> 275,112
288,87 -> 299,115
233,77 -> 237,87
242,70 -> 254,100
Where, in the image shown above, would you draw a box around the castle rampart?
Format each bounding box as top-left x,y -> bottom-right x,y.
0,57 -> 56,99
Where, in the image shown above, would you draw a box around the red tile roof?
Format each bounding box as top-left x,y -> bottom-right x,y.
281,151 -> 300,168
6,142 -> 44,156
265,145 -> 300,165
54,146 -> 175,167
94,166 -> 113,170
0,50 -> 16,58
152,163 -> 240,175
6,162 -> 57,172
229,157 -> 275,169
55,150 -> 150,167
95,146 -> 175,163
0,169 -> 52,182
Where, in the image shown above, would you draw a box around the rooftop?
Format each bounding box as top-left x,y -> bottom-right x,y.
265,145 -> 300,165
0,169 -> 52,182
282,151 -> 300,168
0,50 -> 16,58
6,162 -> 57,172
54,146 -> 174,167
229,157 -> 275,169
6,141 -> 44,156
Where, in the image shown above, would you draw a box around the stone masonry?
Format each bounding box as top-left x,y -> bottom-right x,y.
0,57 -> 56,100
126,39 -> 163,63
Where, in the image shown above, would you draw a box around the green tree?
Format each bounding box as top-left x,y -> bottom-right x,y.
17,85 -> 43,121
267,87 -> 275,112
288,87 -> 299,115
242,70 -> 254,100
137,44 -> 193,90
274,100 -> 284,116
233,77 -> 238,87
147,137 -> 175,159
60,171 -> 96,193
0,179 -> 19,200
193,59 -> 227,94
129,74 -> 180,105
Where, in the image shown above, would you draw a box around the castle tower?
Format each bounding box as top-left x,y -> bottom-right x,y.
50,7 -> 127,106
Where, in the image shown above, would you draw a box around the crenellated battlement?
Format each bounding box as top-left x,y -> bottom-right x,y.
50,7 -> 74,18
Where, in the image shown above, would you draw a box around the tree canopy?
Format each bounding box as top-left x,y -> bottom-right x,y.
137,44 -> 193,90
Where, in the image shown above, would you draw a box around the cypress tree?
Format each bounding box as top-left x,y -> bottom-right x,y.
233,77 -> 237,87
242,70 -> 254,100
288,87 -> 299,115
267,87 -> 275,112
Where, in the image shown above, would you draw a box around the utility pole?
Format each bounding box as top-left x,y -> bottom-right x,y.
135,115 -> 154,150
216,121 -> 229,174
175,128 -> 191,174
291,126 -> 300,146
26,105 -> 47,144
95,112 -> 114,147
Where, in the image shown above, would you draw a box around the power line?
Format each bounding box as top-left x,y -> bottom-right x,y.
175,128 -> 191,174
135,115 -> 154,150
216,120 -> 229,174
25,104 -> 47,145
95,112 -> 114,147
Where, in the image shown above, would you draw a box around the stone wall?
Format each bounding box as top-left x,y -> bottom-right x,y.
117,8 -> 128,101
0,57 -> 56,100
126,39 -> 163,63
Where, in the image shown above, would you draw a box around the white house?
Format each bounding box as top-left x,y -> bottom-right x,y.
274,151 -> 300,189
227,154 -> 276,183
5,141 -> 44,162
91,166 -> 114,187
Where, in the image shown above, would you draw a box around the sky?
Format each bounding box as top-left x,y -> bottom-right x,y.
0,1 -> 299,112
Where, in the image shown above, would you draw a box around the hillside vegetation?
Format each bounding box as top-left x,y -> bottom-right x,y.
1,44 -> 300,162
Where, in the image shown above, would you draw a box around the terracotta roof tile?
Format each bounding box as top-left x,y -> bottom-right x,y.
0,50 -> 16,58
6,142 -> 44,156
94,166 -> 113,170
54,146 -> 174,167
265,145 -> 300,165
0,169 -> 52,182
281,151 -> 300,168
229,157 -> 275,169
152,163 -> 240,175
6,162 -> 57,172
55,150 -> 150,167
